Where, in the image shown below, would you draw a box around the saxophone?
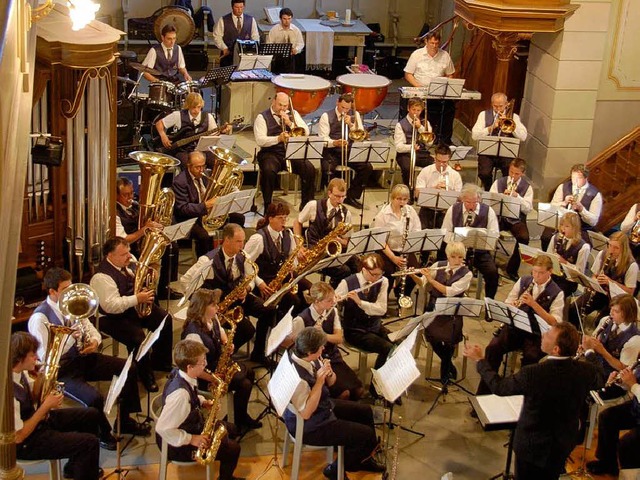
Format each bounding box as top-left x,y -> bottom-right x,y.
216,308 -> 242,386
267,231 -> 304,296
217,251 -> 259,315
294,221 -> 352,276
194,379 -> 228,465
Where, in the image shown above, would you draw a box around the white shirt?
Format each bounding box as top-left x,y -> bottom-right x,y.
291,305 -> 342,338
621,203 -> 639,235
589,318 -> 640,367
297,199 -> 353,240
244,226 -> 296,261
160,111 -> 217,131
254,108 -> 308,148
142,44 -> 186,71
28,296 -> 102,360
318,108 -> 363,145
393,115 -> 432,153
404,47 -> 455,86
471,110 -> 528,142
489,177 -> 534,215
505,277 -> 565,325
212,15 -> 260,51
415,164 -> 463,192
372,204 -> 421,251
441,202 -> 500,244
288,352 -> 318,412
428,263 -> 473,297
90,259 -> 138,314
267,23 -> 304,54
546,234 -> 590,274
179,250 -> 263,293
335,272 -> 388,317
156,369 -> 206,447
591,250 -> 639,288
550,181 -> 602,228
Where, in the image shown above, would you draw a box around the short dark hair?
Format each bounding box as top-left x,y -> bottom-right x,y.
103,237 -> 129,256
231,0 -> 245,5
222,223 -> 243,241
434,144 -> 452,158
174,339 -> 208,372
280,7 -> 293,18
570,163 -> 589,178
337,93 -> 354,104
257,202 -> 291,229
425,31 -> 441,43
116,177 -> 133,195
43,267 -> 72,292
11,332 -> 39,368
554,323 -> 580,357
361,253 -> 384,271
510,158 -> 526,171
161,24 -> 176,37
293,327 -> 326,358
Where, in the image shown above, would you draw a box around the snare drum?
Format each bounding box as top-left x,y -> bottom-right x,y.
175,80 -> 201,107
272,74 -> 331,115
148,81 -> 175,111
336,74 -> 391,114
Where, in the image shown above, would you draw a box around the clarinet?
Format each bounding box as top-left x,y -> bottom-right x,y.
397,207 -> 413,310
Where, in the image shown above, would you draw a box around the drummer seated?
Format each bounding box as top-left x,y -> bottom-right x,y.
318,93 -> 373,210
155,92 -> 231,168
141,24 -> 191,84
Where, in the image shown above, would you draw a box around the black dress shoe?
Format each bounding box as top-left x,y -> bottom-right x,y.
344,197 -> 363,209
99,434 -> 118,451
323,462 -> 350,480
238,417 -> 263,435
64,465 -> 104,479
360,457 -> 386,473
142,375 -> 159,393
120,418 -> 151,437
586,460 -> 619,475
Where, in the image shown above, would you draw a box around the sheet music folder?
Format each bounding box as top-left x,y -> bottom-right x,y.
469,394 -> 523,431
427,77 -> 465,99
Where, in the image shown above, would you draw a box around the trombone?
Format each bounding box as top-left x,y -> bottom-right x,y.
408,100 -> 434,192
282,97 -> 306,173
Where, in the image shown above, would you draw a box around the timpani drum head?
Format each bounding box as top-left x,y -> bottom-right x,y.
336,73 -> 392,89
153,7 -> 195,47
272,75 -> 332,115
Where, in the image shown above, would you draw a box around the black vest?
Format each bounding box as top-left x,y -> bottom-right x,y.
181,321 -> 222,376
554,235 -> 586,265
33,300 -> 79,362
483,108 -> 514,138
222,13 -> 254,50
259,109 -> 285,156
14,374 -> 36,422
597,320 -> 639,378
255,227 -> 291,284
298,307 -> 342,363
116,202 -> 140,235
561,182 -> 599,231
496,176 -> 530,223
205,247 -> 246,295
307,200 -> 346,246
95,259 -> 135,315
517,276 -> 562,334
152,44 -> 179,81
179,109 -> 210,137
633,367 -> 640,422
341,275 -> 383,333
426,262 -> 470,311
451,202 -> 490,229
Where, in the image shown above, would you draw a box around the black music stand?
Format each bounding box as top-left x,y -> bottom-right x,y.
135,315 -> 169,426
417,188 -> 459,231
537,202 -> 570,232
477,136 -> 520,184
349,141 -> 391,228
484,298 -> 547,338
347,226 -> 391,254
426,78 -> 465,143
284,136 -> 324,187
260,42 -> 293,73
200,65 -> 237,117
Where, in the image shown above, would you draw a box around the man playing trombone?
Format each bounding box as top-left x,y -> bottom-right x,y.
394,97 -> 434,190
318,93 -> 372,209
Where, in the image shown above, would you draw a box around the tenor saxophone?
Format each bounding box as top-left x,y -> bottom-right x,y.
194,379 -> 228,465
217,251 -> 259,315
294,221 -> 352,275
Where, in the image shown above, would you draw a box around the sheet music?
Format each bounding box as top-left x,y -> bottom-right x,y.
449,145 -> 473,160
518,243 -> 563,276
537,203 -> 570,229
264,275 -> 308,308
561,264 -> 606,294
475,394 -> 523,424
163,218 -> 197,242
535,314 -> 551,335
387,312 -> 433,342
136,315 -> 168,362
371,347 -> 420,403
394,325 -> 420,356
608,280 -> 626,298
266,307 -> 294,356
104,353 -> 134,415
477,137 -> 520,158
174,305 -> 188,321
268,353 -> 304,417
178,258 -> 214,306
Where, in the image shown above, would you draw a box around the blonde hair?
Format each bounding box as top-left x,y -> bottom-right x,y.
328,178 -> 347,194
533,254 -> 553,271
608,232 -> 634,278
445,241 -> 466,258
391,184 -> 410,200
183,92 -> 204,110
309,282 -> 334,302
559,212 -> 582,242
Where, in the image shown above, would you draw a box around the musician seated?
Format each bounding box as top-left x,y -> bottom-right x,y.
90,237 -> 174,393
476,254 -> 564,395
489,158 -> 533,282
471,92 -> 528,191
244,202 -> 311,317
28,268 -> 148,448
156,340 -> 245,480
11,332 -> 102,480
568,232 -> 638,329
545,211 -> 590,298
418,242 -> 472,383
287,282 -> 364,400
284,328 -> 385,478
255,92 -> 315,212
587,363 -> 640,476
293,178 -> 356,289
318,93 -> 372,209
415,144 -> 462,229
179,223 -> 276,366
335,253 -> 396,400
266,8 -> 304,74
541,163 -> 602,251
155,92 -> 231,168
141,24 -> 192,83
621,202 -> 640,262
212,0 -> 260,68
441,183 -> 500,299
181,289 -> 262,434
372,184 -> 421,305
394,97 -> 434,190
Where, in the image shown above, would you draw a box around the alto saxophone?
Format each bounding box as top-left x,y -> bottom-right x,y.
217,251 -> 259,315
294,221 -> 352,276
267,231 -> 304,295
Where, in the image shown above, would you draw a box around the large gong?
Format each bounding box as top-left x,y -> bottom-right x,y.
153,6 -> 195,47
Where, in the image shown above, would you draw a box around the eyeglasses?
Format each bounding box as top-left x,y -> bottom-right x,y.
195,360 -> 207,367
366,269 -> 383,277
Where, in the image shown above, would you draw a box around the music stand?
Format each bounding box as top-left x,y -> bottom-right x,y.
427,78 -> 465,142
482,192 -> 522,221
449,145 -> 473,171
199,65 -> 237,117
588,231 -> 609,253
417,188 -> 459,230
135,316 -> 169,424
485,298 -> 541,337
238,54 -> 273,71
195,135 -> 235,151
347,226 -> 391,254
518,244 -> 564,276
260,42 -> 293,72
205,189 -> 257,225
284,136 -> 324,177
349,141 -> 391,228
561,263 -> 607,334
177,259 -> 214,308
453,227 -> 499,251
477,136 -> 520,162
161,219 -> 197,309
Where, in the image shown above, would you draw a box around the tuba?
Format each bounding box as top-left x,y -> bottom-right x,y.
58,283 -> 100,350
134,229 -> 172,317
202,147 -> 244,233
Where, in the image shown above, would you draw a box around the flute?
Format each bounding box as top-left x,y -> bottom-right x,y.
335,277 -> 384,302
391,264 -> 465,277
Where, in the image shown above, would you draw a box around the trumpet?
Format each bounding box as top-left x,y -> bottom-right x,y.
504,177 -> 517,196
514,282 -> 534,308
568,185 -> 580,211
348,97 -> 368,141
438,165 -> 449,191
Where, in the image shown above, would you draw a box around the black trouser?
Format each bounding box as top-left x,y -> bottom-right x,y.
59,353 -> 141,438
328,361 -> 364,400
419,207 -> 445,230
426,99 -> 455,146
191,222 -> 213,258
424,314 -> 463,382
98,305 -> 173,381
344,328 -> 393,370
322,255 -> 359,289
294,399 -> 378,472
439,246 -> 499,299
477,154 -> 510,192
381,251 -> 419,303
501,219 -> 530,276
476,325 -> 545,395
233,289 -> 277,360
258,149 -> 316,210
17,407 -> 101,480
228,363 -> 256,427
321,147 -> 373,200
395,151 -> 433,190
596,401 -> 640,469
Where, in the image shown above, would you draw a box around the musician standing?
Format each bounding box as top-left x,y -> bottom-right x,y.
465,322 -> 602,480
255,92 -> 314,212
28,268 -> 148,448
541,163 -> 602,250
141,24 -> 192,83
404,30 -> 455,145
620,202 -> 640,261
394,97 -> 434,189
318,93 -> 371,209
90,237 -> 174,393
472,93 -> 528,191
441,183 -> 500,299
293,178 -> 354,288
212,0 -> 260,68
567,232 -> 638,329
489,158 -> 533,281
476,255 -> 564,395
266,8 -> 304,74
415,144 -> 462,229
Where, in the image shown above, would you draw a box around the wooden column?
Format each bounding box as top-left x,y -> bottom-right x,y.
491,32 -> 522,94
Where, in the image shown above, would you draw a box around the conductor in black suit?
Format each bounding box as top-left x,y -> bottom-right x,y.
464,322 -> 603,480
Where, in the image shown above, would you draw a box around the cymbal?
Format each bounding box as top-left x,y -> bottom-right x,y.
117,76 -> 137,85
129,62 -> 162,76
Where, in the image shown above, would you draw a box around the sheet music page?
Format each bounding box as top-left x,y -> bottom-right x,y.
535,314 -> 551,335
104,353 -> 134,415
266,307 -> 294,356
136,316 -> 167,362
387,313 -> 429,342
608,280 -> 626,298
394,325 -> 420,355
174,305 -> 188,321
268,353 -> 304,417
178,258 -> 214,306
371,347 -> 420,402
475,394 -> 523,424
164,218 -> 197,242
